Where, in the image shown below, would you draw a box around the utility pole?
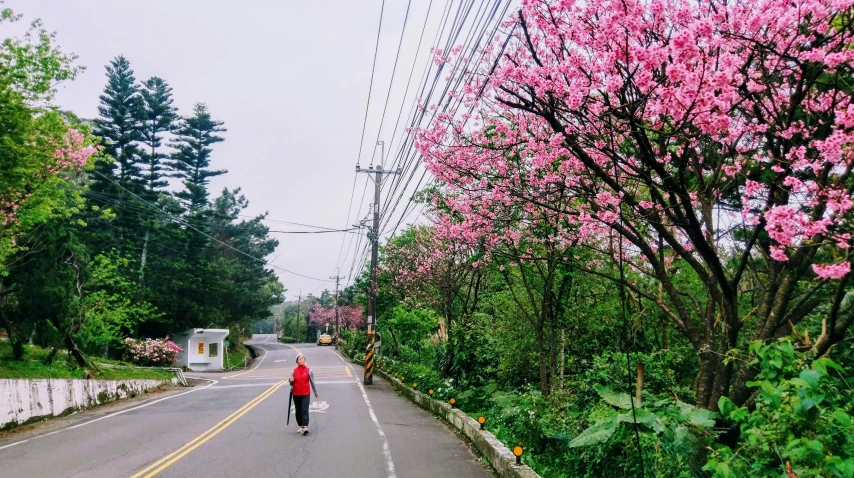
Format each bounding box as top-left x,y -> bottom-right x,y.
356,140 -> 399,385
331,272 -> 343,349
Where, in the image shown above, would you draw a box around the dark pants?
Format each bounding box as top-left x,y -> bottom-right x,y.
294,394 -> 310,427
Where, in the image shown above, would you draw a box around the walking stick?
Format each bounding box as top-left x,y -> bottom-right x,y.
286,387 -> 294,425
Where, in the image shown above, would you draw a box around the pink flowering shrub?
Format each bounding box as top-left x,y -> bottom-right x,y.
124,338 -> 182,366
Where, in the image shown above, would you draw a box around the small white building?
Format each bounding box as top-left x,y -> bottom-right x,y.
172,329 -> 230,371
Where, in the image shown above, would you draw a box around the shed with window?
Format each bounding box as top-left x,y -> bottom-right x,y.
172,329 -> 230,371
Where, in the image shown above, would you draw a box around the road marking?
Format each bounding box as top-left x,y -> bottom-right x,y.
199,383 -> 280,390
355,377 -> 397,478
291,401 -> 329,414
0,379 -> 218,452
223,365 -> 350,380
331,349 -> 358,373
225,342 -> 304,378
130,380 -> 286,478
330,350 -> 396,478
225,344 -> 270,378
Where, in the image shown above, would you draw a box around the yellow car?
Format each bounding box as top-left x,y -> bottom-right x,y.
316,334 -> 333,346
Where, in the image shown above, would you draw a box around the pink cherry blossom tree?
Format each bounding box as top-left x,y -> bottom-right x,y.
381,225 -> 484,377
416,0 -> 854,409
308,303 -> 365,332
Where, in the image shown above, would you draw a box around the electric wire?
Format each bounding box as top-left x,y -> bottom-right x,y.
381,1 -> 509,237
92,171 -> 327,282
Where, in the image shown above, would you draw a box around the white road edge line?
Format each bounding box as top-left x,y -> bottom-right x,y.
0,378 -> 218,452
331,350 -> 396,478
252,344 -> 269,369
355,378 -> 397,478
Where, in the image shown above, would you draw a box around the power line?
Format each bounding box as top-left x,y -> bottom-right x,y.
334,174 -> 360,273
367,0 -> 415,165
380,0 -> 441,171
385,1 -> 511,233
85,192 -> 360,235
380,0 -> 492,216
91,171 -> 328,282
342,0 -> 466,286
381,1 -> 508,236
385,8 -> 509,237
334,0 -> 388,281
85,189 -> 347,232
354,0 -> 388,168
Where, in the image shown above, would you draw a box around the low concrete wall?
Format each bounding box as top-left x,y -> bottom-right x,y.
377,370 -> 540,478
0,378 -> 171,431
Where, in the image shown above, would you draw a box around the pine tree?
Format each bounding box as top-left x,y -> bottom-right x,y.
91,56 -> 143,192
168,103 -> 227,213
138,77 -> 177,199
136,77 -> 177,288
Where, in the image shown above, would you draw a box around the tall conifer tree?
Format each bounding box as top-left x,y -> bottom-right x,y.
138,76 -> 177,199
91,55 -> 143,192
168,103 -> 227,213
136,77 -> 177,287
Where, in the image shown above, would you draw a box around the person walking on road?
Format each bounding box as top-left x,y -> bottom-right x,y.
289,354 -> 318,435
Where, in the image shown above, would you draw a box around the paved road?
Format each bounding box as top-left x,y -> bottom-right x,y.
0,335 -> 492,478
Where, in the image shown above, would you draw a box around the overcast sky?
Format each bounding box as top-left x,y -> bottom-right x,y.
6,0 -> 462,299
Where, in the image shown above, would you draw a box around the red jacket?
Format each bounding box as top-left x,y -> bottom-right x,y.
291,365 -> 316,396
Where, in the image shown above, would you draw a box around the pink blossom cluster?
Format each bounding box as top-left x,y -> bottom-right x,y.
308,303 -> 364,331
382,224 -> 482,306
1,129 -> 97,227
414,0 -> 854,280
124,337 -> 183,366
52,129 -> 98,173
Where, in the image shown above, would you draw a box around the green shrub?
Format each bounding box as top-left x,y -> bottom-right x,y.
705,341 -> 854,478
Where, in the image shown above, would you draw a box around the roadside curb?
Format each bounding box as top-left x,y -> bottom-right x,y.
374,369 -> 540,478
244,343 -> 259,361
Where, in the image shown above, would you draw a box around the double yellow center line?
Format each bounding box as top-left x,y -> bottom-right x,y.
130,380 -> 287,478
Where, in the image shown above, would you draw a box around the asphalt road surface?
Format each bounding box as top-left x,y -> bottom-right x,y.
0,335 -> 492,478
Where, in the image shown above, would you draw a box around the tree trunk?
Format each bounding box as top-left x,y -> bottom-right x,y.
11,338 -> 25,360
0,310 -> 25,360
695,349 -> 718,409
44,346 -> 59,365
138,228 -> 150,289
549,312 -> 558,393
560,329 -> 565,390
64,334 -> 96,370
388,328 -> 401,358
536,328 -> 550,395
440,347 -> 454,378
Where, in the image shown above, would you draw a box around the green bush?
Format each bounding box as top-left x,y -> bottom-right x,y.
705,341 -> 854,478
278,336 -> 297,344
339,329 -> 365,358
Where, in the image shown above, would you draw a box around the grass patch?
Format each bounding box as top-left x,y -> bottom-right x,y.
225,342 -> 251,369
0,342 -> 173,381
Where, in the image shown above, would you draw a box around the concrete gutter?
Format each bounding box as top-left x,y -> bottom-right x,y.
376,369 -> 540,478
